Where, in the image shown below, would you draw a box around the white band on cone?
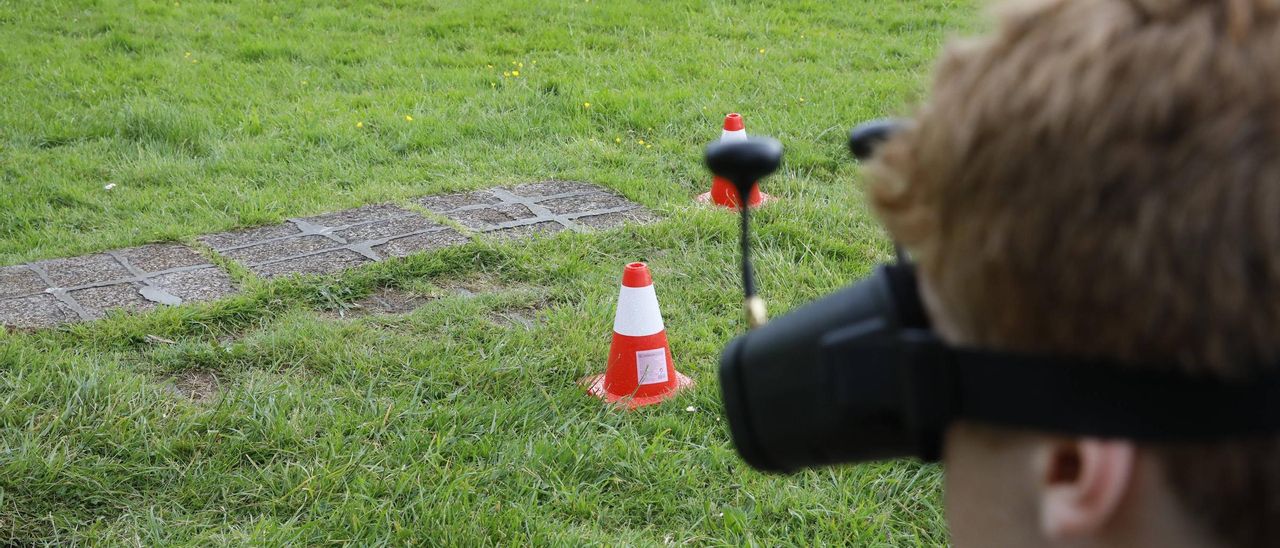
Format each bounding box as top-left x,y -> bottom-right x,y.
720,128 -> 748,142
613,284 -> 665,336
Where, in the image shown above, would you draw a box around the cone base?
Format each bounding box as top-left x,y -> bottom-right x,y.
579,372 -> 694,410
695,191 -> 773,210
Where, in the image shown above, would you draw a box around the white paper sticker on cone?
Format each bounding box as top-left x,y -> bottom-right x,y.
636,349 -> 669,385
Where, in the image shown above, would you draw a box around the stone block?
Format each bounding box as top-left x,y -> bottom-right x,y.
70,283 -> 155,319
447,204 -> 537,231
539,193 -> 636,215
221,235 -> 341,265
333,216 -> 443,243
373,229 -> 470,259
0,294 -> 80,328
115,243 -> 210,273
149,267 -> 239,303
199,223 -> 302,251
506,180 -> 599,199
250,249 -> 373,278
0,266 -> 46,299
299,204 -> 414,229
35,253 -> 132,288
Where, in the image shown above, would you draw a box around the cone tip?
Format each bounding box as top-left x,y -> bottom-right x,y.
622,262 -> 652,287
723,112 -> 744,131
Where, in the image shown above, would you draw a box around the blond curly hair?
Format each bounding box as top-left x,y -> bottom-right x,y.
867,1 -> 1280,545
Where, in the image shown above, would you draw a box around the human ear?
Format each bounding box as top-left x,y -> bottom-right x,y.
1038,439 -> 1136,539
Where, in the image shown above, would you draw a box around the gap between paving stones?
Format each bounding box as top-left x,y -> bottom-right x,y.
0,181 -> 657,329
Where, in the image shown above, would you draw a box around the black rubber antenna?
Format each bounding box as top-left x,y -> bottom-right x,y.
848,119 -> 910,264
704,137 -> 783,329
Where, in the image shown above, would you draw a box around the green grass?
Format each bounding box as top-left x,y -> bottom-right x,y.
1,0 -> 975,544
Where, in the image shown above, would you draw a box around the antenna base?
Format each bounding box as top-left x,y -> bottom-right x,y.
745,296 -> 768,329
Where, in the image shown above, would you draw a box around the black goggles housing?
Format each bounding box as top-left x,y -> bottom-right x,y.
716,120 -> 1280,474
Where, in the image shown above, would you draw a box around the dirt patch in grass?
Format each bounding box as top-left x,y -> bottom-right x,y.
316,276 -> 514,320
488,303 -> 546,330
4,324 -> 36,335
321,287 -> 431,319
170,369 -> 221,404
433,273 -> 516,298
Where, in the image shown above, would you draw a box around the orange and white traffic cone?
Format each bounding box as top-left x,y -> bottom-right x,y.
696,112 -> 771,209
581,262 -> 693,409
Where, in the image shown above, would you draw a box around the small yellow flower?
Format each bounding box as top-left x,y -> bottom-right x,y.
512,70 -> 519,76
758,48 -> 765,53
518,62 -> 524,68
487,64 -> 494,68
615,137 -> 621,143
637,139 -> 645,145
645,144 -> 652,149
503,71 -> 511,77
191,59 -> 198,64
799,97 -> 805,102
356,121 -> 364,128
583,102 -> 591,108
184,51 -> 191,57
405,115 -> 413,122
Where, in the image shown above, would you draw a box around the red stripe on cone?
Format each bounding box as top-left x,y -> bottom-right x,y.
696,113 -> 771,209
723,112 -> 745,132
581,262 -> 692,409
621,261 -> 652,288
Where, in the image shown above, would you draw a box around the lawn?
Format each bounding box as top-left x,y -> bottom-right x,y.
0,0 -> 975,544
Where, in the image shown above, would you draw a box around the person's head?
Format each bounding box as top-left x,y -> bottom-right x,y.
866,0 -> 1280,546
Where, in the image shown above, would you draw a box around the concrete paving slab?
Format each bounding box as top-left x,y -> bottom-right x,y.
449,204 -> 538,231
333,216 -> 444,243
71,283 -> 156,319
250,249 -> 373,278
0,294 -> 80,328
373,229 -> 470,258
506,180 -> 599,199
300,204 -> 414,228
416,190 -> 502,212
150,267 -> 239,303
116,243 -> 210,273
539,192 -> 636,215
221,235 -> 340,265
36,253 -> 133,288
199,223 -> 302,250
0,266 -> 46,299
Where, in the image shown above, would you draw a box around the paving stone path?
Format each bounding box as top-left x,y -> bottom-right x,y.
1,181 -> 655,329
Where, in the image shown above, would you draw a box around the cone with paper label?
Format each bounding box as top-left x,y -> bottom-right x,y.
697,113 -> 772,209
581,262 -> 693,409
